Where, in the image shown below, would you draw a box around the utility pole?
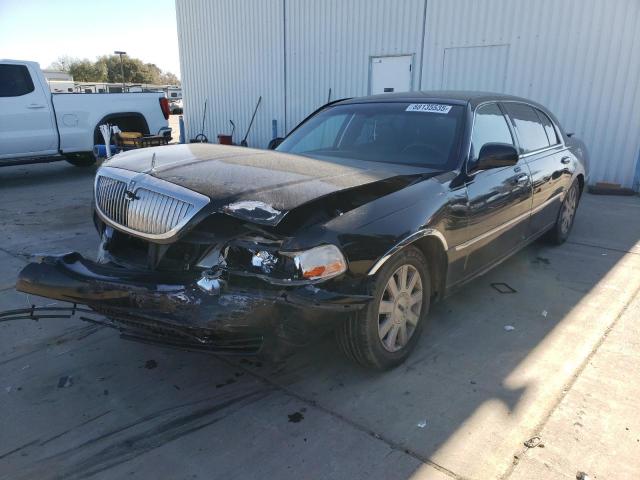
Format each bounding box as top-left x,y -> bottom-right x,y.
114,51 -> 127,91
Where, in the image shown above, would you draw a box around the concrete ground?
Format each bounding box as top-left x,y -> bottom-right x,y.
1,161 -> 639,480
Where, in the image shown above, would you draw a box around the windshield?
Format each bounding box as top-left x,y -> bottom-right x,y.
277,102 -> 465,169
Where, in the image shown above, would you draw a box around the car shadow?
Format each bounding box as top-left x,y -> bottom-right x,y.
1,192 -> 639,480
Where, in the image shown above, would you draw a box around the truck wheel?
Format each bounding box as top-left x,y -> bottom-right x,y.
336,246 -> 430,370
544,179 -> 581,245
65,153 -> 96,167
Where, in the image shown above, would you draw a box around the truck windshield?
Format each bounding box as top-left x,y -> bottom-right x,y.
277,102 -> 464,169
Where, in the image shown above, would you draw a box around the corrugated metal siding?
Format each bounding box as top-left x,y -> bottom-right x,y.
175,0 -> 284,148
176,0 -> 640,187
421,0 -> 640,188
284,0 -> 425,132
441,44 -> 510,91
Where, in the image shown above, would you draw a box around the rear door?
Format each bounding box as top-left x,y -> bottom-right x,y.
0,63 -> 57,159
459,102 -> 533,276
502,103 -> 572,237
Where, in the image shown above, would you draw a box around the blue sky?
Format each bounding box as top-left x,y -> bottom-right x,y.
0,0 -> 181,77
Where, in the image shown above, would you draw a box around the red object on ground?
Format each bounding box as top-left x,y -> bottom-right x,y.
217,134 -> 233,145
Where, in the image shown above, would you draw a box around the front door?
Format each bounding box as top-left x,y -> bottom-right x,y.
369,55 -> 413,95
0,63 -> 57,159
459,103 -> 533,276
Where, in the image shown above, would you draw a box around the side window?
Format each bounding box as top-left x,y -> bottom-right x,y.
470,103 -> 514,167
536,109 -> 559,145
0,64 -> 35,97
503,103 -> 550,153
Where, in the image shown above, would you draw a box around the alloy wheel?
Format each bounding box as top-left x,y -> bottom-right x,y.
560,185 -> 578,234
378,264 -> 423,352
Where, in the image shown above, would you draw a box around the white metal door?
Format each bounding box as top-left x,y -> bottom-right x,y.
0,63 -> 57,159
370,55 -> 413,95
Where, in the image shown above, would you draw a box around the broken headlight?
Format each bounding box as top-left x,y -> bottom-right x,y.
198,241 -> 347,284
282,244 -> 347,282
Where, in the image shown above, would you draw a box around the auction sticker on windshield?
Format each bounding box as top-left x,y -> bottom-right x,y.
405,103 -> 452,114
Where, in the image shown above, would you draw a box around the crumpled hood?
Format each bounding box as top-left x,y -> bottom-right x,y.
105,143 -> 434,225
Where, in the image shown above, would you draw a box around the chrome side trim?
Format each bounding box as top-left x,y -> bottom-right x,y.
367,228 -> 448,276
94,166 -> 210,242
453,192 -> 564,252
519,145 -> 565,159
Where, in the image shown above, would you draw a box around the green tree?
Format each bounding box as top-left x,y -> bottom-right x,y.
159,71 -> 180,85
68,59 -> 107,82
48,54 -> 179,85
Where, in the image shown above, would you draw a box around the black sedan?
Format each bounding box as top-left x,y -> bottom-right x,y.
16,92 -> 588,370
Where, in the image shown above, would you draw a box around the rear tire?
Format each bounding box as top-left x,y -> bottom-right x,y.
544,179 -> 580,244
336,246 -> 430,370
65,152 -> 96,167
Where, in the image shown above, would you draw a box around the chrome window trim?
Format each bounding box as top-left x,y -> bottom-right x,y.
453,191 -> 564,252
518,144 -> 565,159
367,228 -> 448,276
94,166 -> 210,242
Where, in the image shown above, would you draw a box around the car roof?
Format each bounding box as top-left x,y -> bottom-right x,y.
336,91 -> 543,109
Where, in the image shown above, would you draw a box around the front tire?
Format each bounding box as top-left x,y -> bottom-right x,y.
545,179 -> 580,244
65,152 -> 96,167
336,246 -> 430,370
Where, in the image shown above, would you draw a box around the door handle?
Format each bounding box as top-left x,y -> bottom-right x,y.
27,103 -> 46,109
513,173 -> 529,184
560,156 -> 571,165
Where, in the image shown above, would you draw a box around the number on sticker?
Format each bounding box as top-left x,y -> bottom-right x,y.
405,103 -> 452,114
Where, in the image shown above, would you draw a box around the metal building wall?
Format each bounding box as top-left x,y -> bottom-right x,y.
421,0 -> 640,188
175,0 -> 285,147
176,0 -> 640,188
284,0 -> 426,132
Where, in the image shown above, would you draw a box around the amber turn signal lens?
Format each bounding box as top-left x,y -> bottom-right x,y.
285,244 -> 347,282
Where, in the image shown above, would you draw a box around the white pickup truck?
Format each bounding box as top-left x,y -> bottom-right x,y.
0,60 -> 171,167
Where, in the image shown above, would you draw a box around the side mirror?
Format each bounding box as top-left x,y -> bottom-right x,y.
475,143 -> 519,171
268,137 -> 284,150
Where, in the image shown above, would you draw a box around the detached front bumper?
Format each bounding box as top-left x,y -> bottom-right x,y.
16,253 -> 371,355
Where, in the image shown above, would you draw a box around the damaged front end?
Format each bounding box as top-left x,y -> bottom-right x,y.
15,167 -> 379,355
14,147 -> 431,356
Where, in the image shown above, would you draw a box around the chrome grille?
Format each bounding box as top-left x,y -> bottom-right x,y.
125,187 -> 193,235
94,166 -> 210,241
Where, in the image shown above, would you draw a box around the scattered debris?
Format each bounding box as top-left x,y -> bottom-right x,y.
416,419 -> 428,428
144,359 -> 158,370
524,436 -> 542,448
5,386 -> 11,393
57,376 -> 73,388
541,310 -> 548,318
533,256 -> 551,265
576,472 -> 591,480
470,380 -> 477,385
288,411 -> 305,423
504,325 -> 515,331
491,282 -> 517,294
103,389 -> 109,396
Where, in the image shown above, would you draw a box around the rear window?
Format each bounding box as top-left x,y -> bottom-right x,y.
0,64 -> 35,97
535,109 -> 560,145
277,102 -> 465,169
503,103 -> 550,153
